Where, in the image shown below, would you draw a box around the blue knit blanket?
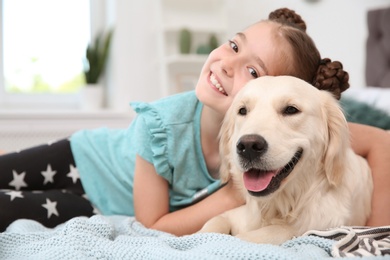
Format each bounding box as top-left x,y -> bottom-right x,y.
0,215 -> 387,259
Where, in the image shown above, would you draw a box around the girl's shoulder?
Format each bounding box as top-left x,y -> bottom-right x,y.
130,91 -> 201,125
154,90 -> 197,105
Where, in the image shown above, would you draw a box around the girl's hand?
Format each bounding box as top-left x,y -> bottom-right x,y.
133,155 -> 245,236
349,123 -> 390,226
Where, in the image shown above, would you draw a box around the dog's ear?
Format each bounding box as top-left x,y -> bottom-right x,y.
322,94 -> 350,186
218,106 -> 235,184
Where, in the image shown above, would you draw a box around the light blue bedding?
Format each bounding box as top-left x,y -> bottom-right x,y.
0,215 -> 387,259
0,215 -> 332,259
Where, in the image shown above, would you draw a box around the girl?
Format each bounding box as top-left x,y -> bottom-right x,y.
1,8 -> 389,234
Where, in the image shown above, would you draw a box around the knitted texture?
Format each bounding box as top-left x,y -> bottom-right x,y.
341,97 -> 390,130
0,215 -> 335,260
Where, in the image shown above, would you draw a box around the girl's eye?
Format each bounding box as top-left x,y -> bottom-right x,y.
248,68 -> 259,78
238,106 -> 247,116
229,40 -> 238,53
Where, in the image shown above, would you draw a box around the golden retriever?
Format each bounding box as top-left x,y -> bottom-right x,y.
199,76 -> 373,245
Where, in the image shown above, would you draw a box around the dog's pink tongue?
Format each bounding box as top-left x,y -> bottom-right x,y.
243,170 -> 275,192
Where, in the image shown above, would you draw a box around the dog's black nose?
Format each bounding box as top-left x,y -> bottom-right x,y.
236,134 -> 268,160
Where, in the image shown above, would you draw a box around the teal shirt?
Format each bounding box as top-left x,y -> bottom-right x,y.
70,91 -> 221,216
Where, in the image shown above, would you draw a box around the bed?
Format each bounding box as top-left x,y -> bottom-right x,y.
1,7 -> 390,260
1,215 -> 389,259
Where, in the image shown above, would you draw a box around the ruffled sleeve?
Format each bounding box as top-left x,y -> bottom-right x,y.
130,102 -> 173,183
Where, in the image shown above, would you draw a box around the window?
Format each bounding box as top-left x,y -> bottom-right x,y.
0,0 -> 92,109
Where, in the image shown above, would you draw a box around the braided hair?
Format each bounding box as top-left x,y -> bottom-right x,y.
267,8 -> 349,99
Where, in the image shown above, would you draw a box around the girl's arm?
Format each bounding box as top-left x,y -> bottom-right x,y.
133,155 -> 244,236
348,122 -> 390,226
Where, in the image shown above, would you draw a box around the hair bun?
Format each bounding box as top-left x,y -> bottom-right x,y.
313,58 -> 350,100
269,8 -> 307,32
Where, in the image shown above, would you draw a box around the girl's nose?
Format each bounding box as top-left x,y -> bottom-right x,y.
221,57 -> 234,77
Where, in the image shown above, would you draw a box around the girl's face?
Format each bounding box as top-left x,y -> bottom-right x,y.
196,21 -> 287,115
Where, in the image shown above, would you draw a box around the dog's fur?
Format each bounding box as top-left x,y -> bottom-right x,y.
199,76 -> 373,244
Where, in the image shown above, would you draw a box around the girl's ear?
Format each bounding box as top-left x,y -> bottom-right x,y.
218,106 -> 235,184
322,94 -> 349,187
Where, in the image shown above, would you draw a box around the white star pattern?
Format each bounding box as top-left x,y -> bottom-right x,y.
41,164 -> 57,185
67,165 -> 80,184
93,207 -> 101,215
5,190 -> 24,201
82,194 -> 100,214
42,198 -> 59,218
47,139 -> 57,146
9,170 -> 28,190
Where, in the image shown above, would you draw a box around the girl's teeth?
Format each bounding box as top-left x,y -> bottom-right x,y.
210,74 -> 226,95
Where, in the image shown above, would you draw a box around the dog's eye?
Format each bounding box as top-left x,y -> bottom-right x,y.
283,106 -> 300,115
238,107 -> 247,116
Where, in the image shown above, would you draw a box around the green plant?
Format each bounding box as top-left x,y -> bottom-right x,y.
209,34 -> 218,50
196,34 -> 219,55
84,29 -> 114,84
179,28 -> 192,54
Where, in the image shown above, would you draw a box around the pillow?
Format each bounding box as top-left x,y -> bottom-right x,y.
340,97 -> 390,130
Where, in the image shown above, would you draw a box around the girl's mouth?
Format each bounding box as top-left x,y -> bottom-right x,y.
210,73 -> 227,96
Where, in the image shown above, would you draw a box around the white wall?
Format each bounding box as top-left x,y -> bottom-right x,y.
105,0 -> 161,110
107,0 -> 390,107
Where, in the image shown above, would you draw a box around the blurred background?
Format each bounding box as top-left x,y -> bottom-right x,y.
0,0 -> 389,151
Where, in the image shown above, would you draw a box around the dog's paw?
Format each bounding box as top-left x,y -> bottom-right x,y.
198,216 -> 233,235
234,226 -> 294,245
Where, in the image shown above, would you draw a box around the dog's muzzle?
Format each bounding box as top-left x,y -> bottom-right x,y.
236,134 -> 303,197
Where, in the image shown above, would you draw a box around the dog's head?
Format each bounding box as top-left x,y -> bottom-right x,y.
219,76 -> 349,197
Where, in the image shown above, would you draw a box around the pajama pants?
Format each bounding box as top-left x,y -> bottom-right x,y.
0,139 -> 95,232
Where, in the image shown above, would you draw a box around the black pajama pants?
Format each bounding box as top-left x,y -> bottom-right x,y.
0,139 -> 95,231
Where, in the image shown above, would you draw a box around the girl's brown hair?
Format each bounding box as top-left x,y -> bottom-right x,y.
268,8 -> 349,100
